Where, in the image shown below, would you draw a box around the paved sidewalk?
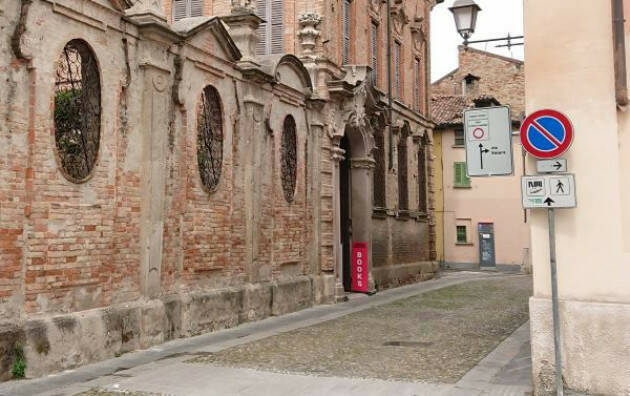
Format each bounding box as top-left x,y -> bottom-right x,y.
0,271 -> 532,396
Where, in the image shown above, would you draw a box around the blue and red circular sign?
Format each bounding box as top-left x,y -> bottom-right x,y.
520,109 -> 574,159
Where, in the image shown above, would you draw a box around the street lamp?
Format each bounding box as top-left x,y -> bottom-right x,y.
448,0 -> 523,50
449,0 -> 481,46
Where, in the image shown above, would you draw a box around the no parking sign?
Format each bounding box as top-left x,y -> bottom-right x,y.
520,109 -> 573,159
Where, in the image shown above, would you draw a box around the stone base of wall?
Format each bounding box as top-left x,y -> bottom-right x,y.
443,262 -> 523,272
372,261 -> 439,290
0,274 -> 335,381
530,296 -> 630,396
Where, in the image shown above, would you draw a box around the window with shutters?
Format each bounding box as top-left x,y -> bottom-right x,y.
454,162 -> 471,188
373,128 -> 386,208
398,128 -> 409,211
197,85 -> 223,192
371,22 -> 379,86
342,0 -> 351,64
418,145 -> 427,213
414,58 -> 421,112
456,225 -> 468,244
54,39 -> 101,183
281,115 -> 297,203
255,0 -> 284,56
454,128 -> 465,146
394,42 -> 401,99
172,0 -> 204,22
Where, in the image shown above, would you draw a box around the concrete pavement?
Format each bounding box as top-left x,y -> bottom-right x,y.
0,271 -> 534,396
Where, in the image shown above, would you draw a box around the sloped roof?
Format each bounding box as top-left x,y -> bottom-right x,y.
431,95 -> 469,127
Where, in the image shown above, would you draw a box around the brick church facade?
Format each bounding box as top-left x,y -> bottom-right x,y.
0,0 -> 439,378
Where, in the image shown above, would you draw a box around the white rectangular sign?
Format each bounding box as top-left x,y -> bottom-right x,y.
464,106 -> 513,177
536,159 -> 568,173
521,174 -> 577,209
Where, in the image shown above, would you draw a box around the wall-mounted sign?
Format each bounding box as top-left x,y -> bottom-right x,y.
464,106 -> 514,177
351,242 -> 368,293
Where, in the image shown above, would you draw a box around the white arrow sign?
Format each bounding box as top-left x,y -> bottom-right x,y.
537,159 -> 567,173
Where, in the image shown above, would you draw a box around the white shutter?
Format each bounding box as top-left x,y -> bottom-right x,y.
255,0 -> 268,55
371,23 -> 378,84
190,0 -> 203,17
343,0 -> 351,64
270,0 -> 284,54
173,0 -> 187,21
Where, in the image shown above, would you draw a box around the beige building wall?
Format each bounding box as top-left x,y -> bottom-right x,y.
432,132 -> 445,264
526,0 -> 630,394
442,129 -> 529,269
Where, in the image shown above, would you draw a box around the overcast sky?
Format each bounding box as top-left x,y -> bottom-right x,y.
430,0 -> 524,82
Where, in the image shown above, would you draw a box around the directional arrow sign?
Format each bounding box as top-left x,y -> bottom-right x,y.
537,158 -> 568,173
464,106 -> 513,177
522,174 -> 577,209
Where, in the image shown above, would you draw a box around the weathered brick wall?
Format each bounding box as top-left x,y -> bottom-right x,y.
433,46 -> 525,118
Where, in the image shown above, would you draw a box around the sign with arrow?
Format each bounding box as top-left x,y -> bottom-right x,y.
464,106 -> 513,177
521,174 -> 577,209
537,158 -> 568,173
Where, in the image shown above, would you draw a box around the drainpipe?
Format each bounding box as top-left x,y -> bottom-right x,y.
387,0 -> 394,169
612,0 -> 629,107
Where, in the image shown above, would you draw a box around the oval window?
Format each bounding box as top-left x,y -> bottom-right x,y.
54,39 -> 101,182
281,115 -> 297,203
197,85 -> 224,192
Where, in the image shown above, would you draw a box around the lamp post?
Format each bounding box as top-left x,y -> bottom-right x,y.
449,0 -> 523,50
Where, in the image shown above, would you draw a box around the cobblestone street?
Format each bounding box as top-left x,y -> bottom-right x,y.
0,272 -> 534,396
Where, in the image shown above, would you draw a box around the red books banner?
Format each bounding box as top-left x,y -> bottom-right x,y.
351,242 -> 368,292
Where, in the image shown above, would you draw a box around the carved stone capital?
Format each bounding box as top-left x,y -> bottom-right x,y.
332,146 -> 346,162
351,157 -> 376,169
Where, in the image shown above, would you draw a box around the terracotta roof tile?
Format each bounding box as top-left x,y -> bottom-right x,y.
431,95 -> 469,126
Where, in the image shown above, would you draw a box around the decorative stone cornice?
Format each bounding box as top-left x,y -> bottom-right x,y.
351,157 -> 376,169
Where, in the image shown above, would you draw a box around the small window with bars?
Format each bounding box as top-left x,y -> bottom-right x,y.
371,22 -> 378,85
454,128 -> 465,146
373,128 -> 386,208
398,128 -> 409,211
394,42 -> 401,99
343,0 -> 352,64
255,0 -> 284,56
456,225 -> 468,244
173,0 -> 204,22
454,162 -> 471,188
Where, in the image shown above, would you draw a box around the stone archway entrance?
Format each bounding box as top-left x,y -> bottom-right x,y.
336,126 -> 375,294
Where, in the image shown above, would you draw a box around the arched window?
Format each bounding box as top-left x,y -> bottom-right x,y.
197,85 -> 223,192
281,115 -> 297,203
397,126 -> 409,211
418,142 -> 428,213
54,39 -> 101,183
373,128 -> 386,208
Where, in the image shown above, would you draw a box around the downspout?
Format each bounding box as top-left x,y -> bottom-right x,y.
612,0 -> 629,107
387,0 -> 394,169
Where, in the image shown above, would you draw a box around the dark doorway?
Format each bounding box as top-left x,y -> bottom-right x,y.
340,135 -> 352,291
478,223 -> 496,268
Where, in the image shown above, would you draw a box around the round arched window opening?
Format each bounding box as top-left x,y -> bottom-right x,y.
197,85 -> 224,192
54,39 -> 101,183
281,115 -> 298,203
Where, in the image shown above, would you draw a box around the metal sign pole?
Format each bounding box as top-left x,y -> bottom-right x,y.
548,208 -> 564,396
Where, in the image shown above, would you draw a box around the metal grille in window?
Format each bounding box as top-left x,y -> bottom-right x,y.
418,145 -> 428,213
281,115 -> 297,203
397,128 -> 409,211
54,39 -> 101,183
373,128 -> 386,208
197,85 -> 223,192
